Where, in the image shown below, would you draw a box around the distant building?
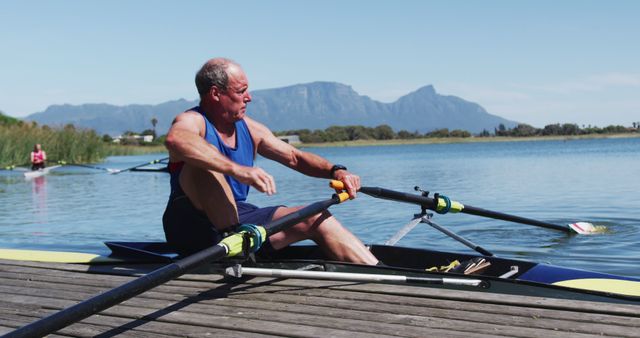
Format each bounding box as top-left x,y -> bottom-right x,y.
277,135 -> 301,144
112,134 -> 154,143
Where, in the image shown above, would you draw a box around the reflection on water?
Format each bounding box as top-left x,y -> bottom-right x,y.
31,176 -> 48,224
0,138 -> 639,278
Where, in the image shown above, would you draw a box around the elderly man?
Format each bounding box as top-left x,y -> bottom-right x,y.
163,58 -> 379,265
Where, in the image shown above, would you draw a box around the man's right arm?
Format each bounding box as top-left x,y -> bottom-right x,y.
165,112 -> 235,173
164,112 -> 275,194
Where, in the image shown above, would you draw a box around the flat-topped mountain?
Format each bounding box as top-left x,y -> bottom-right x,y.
25,82 -> 516,135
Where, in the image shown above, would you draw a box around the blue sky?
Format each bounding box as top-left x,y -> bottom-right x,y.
1,0 -> 638,127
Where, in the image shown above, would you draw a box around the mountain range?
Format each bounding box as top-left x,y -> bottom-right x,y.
24,82 -> 517,136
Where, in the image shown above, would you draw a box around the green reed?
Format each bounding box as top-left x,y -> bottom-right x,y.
0,123 -> 166,167
1,122 -> 169,168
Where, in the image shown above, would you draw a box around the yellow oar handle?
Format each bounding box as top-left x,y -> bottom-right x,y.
336,192 -> 350,202
220,226 -> 268,257
329,180 -> 350,202
330,179 -> 344,190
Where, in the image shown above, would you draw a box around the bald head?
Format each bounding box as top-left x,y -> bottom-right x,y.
195,58 -> 241,98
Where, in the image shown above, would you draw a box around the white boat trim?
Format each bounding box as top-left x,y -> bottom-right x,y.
23,165 -> 62,179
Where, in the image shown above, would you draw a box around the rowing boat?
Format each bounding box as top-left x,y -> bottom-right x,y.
2,179 -> 636,307
23,165 -> 61,179
5,239 -> 636,305
101,239 -> 640,305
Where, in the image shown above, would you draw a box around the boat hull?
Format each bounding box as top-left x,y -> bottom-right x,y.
104,241 -> 640,304
23,165 -> 61,179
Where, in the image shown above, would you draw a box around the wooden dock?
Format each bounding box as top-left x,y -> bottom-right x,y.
0,258 -> 639,337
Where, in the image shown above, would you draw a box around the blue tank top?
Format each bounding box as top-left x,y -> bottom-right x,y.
169,106 -> 254,202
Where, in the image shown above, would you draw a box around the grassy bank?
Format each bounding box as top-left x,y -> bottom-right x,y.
297,132 -> 640,148
0,122 -> 166,167
104,144 -> 167,156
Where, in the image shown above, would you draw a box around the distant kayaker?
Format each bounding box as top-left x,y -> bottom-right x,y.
30,144 -> 47,170
163,57 -> 380,265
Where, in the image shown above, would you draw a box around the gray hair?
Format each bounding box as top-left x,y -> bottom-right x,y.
195,58 -> 237,97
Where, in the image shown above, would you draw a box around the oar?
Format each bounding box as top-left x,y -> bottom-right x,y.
58,162 -> 120,173
330,181 -> 597,235
7,188 -> 351,338
110,157 -> 169,174
129,166 -> 169,173
2,163 -> 30,171
225,265 -> 489,288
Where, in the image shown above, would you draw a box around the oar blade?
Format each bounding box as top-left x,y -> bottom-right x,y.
568,222 -> 601,235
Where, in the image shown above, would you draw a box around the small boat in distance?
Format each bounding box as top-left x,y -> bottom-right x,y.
23,165 -> 61,179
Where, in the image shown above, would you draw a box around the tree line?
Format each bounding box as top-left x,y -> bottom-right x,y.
275,122 -> 640,143
274,125 -> 470,143
490,123 -> 639,137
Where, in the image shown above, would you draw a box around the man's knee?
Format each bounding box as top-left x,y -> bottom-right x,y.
312,210 -> 333,227
180,165 -> 232,203
178,164 -> 238,228
304,210 -> 338,241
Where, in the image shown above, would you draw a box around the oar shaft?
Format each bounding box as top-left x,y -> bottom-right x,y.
69,163 -> 112,171
112,157 -> 169,174
265,197 -> 342,235
461,205 -> 570,233
360,187 -> 437,209
359,186 -> 570,233
7,193 -> 345,338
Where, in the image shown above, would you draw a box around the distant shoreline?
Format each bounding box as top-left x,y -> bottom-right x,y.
296,133 -> 640,148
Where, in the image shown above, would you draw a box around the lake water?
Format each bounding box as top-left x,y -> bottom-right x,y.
1,137 -> 639,278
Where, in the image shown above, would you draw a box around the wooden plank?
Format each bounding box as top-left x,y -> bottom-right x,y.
0,298 -> 406,338
0,291 -> 493,338
0,310 -> 282,338
228,275 -> 640,315
3,259 -> 639,316
1,259 -> 639,338
5,260 -> 640,315
0,276 -> 529,337
0,274 -> 624,335
239,283 -> 640,326
0,268 -> 636,332
210,290 -> 640,336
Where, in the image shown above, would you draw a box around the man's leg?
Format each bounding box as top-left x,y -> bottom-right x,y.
267,206 -> 379,265
178,164 -> 239,230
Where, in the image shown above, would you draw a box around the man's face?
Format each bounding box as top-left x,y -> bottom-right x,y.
218,65 -> 252,121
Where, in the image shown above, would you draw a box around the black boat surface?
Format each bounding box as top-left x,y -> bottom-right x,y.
104,240 -> 640,305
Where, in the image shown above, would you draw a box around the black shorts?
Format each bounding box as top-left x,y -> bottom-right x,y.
162,187 -> 280,256
31,163 -> 45,170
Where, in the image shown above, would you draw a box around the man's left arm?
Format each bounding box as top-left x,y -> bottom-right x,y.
247,118 -> 360,198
